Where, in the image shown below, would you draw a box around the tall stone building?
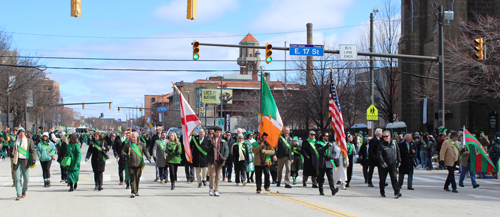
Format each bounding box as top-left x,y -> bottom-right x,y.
237,33 -> 261,81
399,0 -> 500,133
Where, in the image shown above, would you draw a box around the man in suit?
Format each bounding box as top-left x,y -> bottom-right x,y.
359,137 -> 371,184
113,129 -> 128,185
191,129 -> 212,187
398,134 -> 416,190
276,127 -> 294,188
12,128 -> 37,200
367,128 -> 383,187
121,132 -> 151,198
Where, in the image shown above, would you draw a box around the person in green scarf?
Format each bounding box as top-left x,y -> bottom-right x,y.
36,132 -> 57,187
165,132 -> 182,190
232,134 -> 249,186
245,131 -> 256,183
346,135 -> 356,187
86,132 -> 109,191
291,137 -> 303,185
12,128 -> 36,200
122,132 -> 151,197
301,131 -> 319,188
65,134 -> 81,192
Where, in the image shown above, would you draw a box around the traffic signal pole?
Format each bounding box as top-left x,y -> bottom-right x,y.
197,43 -> 438,61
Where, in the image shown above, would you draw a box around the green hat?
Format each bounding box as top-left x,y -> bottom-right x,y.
65,131 -> 72,137
246,131 -> 253,136
439,126 -> 447,134
293,136 -> 299,142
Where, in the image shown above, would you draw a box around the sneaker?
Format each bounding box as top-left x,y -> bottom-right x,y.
332,188 -> 339,196
209,189 -> 214,196
214,191 -> 220,197
473,184 -> 480,188
452,189 -> 458,193
265,188 -> 271,192
285,185 -> 292,189
243,181 -> 247,186
130,194 -> 135,198
395,193 -> 402,199
198,183 -> 202,188
16,196 -> 22,201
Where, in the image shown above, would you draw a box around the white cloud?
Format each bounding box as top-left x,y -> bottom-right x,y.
249,0 -> 355,31
154,0 -> 239,22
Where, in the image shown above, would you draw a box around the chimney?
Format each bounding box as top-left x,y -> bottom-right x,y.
306,23 -> 313,85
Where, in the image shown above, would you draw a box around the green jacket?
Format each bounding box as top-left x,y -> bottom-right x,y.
65,143 -> 81,171
36,140 -> 57,162
165,141 -> 182,164
122,141 -> 150,168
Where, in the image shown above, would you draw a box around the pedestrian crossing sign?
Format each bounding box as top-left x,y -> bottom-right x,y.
366,104 -> 378,121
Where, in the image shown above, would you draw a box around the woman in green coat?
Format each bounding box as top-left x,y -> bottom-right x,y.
291,137 -> 303,185
65,134 -> 81,192
165,132 -> 182,190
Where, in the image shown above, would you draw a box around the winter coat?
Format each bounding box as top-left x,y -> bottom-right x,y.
232,142 -> 249,171
301,139 -> 318,176
165,141 -> 182,164
317,142 -> 336,169
369,136 -> 381,165
152,139 -> 168,167
398,141 -> 416,174
121,141 -> 150,168
207,137 -> 229,166
440,139 -> 458,167
276,135 -> 293,159
57,141 -> 68,163
190,135 -> 211,168
291,143 -> 303,171
377,140 -> 400,167
86,140 -> 109,172
64,143 -> 81,171
36,140 -> 57,162
252,141 -> 275,167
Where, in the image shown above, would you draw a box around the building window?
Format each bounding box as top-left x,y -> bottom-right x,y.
151,98 -> 156,103
249,54 -> 252,57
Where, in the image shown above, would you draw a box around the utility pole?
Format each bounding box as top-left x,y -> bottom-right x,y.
370,12 -> 375,106
438,5 -> 445,127
220,76 -> 223,123
284,41 -> 287,98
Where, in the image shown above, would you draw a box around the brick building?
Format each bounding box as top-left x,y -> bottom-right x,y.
399,0 -> 500,133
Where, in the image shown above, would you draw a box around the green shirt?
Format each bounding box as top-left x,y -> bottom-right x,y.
347,142 -> 354,156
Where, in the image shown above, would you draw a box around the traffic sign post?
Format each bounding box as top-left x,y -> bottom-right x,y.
339,44 -> 358,60
366,104 -> 378,121
289,44 -> 324,56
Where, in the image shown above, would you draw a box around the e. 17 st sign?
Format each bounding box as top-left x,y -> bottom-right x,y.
289,44 -> 324,56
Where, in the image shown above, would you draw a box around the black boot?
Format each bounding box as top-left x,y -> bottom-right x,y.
171,181 -> 175,190
319,184 -> 324,195
44,180 -> 47,187
98,185 -> 103,191
69,183 -> 74,192
94,185 -> 98,191
74,182 -> 78,190
126,181 -> 130,189
47,180 -> 51,187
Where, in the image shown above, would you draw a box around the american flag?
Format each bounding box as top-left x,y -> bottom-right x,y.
329,67 -> 347,156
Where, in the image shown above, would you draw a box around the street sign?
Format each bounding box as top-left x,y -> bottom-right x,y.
366,104 -> 378,121
218,118 -> 224,126
157,107 -> 169,111
289,44 -> 324,56
367,121 -> 373,129
339,44 -> 357,60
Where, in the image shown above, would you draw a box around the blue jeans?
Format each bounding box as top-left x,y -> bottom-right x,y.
458,162 -> 477,186
420,151 -> 428,169
15,164 -> 30,197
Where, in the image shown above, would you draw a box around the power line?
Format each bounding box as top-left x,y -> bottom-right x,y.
5,21 -> 401,40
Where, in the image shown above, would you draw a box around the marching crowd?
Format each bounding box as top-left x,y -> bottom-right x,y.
1,125 -> 499,201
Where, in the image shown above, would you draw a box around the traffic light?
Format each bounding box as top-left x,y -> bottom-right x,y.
197,107 -> 199,113
265,43 -> 272,64
192,41 -> 200,60
109,102 -> 112,109
92,119 -> 94,123
71,0 -> 81,17
200,107 -> 204,113
118,107 -> 120,113
187,0 -> 197,20
474,38 -> 484,60
82,103 -> 85,109
139,108 -> 142,113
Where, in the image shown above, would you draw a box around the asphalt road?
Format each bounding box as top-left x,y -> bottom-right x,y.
1,146 -> 499,217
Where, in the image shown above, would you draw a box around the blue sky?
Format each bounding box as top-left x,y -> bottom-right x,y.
0,0 -> 392,121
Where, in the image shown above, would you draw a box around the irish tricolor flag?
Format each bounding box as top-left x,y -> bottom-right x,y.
259,73 -> 283,149
463,127 -> 497,173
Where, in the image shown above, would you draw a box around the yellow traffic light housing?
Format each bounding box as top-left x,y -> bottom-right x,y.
192,41 -> 200,60
474,38 -> 484,60
201,107 -> 204,113
109,103 -> 112,109
82,103 -> 85,109
71,0 -> 81,17
140,108 -> 142,113
187,0 -> 197,20
265,43 -> 272,64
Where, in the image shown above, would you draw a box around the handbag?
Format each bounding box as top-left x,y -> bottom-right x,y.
61,156 -> 72,167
